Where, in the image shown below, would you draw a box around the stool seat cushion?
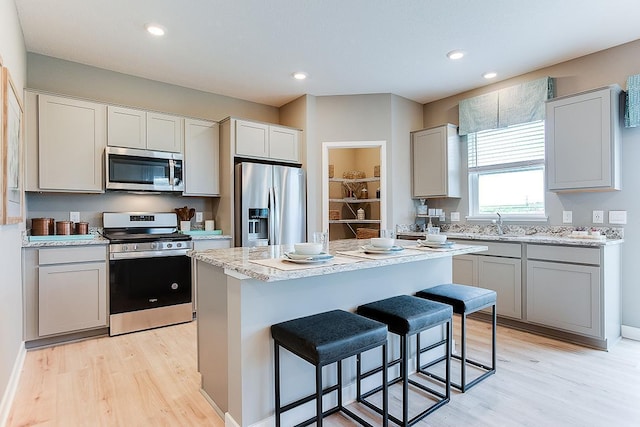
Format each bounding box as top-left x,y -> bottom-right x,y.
271,309 -> 387,365
357,295 -> 452,335
417,284 -> 497,314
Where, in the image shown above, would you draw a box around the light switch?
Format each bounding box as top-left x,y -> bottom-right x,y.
609,210 -> 627,224
70,211 -> 80,223
562,211 -> 572,224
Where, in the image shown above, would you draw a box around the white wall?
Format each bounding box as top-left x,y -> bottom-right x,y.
0,0 -> 27,423
423,38 -> 640,329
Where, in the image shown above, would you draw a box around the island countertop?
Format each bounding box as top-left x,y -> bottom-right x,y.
189,238 -> 488,282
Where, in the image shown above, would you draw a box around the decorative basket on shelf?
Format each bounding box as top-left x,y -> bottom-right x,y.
356,228 -> 379,239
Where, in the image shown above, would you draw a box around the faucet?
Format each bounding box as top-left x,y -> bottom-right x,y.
492,212 -> 504,235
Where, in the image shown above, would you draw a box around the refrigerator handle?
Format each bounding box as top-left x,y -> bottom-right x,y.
269,186 -> 276,245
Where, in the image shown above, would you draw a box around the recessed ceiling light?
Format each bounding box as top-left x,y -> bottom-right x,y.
483,72 -> 497,79
292,71 -> 308,80
447,50 -> 465,60
145,23 -> 166,36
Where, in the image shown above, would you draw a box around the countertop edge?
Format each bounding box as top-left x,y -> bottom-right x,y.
397,232 -> 623,247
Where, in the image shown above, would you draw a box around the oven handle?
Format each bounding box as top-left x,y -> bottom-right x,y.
110,249 -> 190,260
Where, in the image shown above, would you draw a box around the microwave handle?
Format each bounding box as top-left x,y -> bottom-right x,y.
169,159 -> 175,187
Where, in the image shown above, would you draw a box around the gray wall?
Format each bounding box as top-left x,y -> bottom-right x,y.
296,93 -> 423,237
423,39 -> 640,330
0,0 -> 26,421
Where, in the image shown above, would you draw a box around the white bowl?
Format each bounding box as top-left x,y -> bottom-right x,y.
426,234 -> 447,243
370,237 -> 395,248
294,242 -> 323,255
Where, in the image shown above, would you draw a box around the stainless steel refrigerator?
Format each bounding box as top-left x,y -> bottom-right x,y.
235,162 -> 306,247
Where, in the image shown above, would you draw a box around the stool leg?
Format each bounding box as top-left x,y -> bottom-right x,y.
356,353 -> 362,402
338,359 -> 343,410
401,334 -> 409,426
492,304 -> 497,371
461,312 -> 467,392
382,343 -> 389,427
274,341 -> 281,427
445,319 -> 451,401
316,364 -> 323,426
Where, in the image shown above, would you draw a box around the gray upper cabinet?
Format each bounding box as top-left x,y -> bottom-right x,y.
183,119 -> 220,196
31,93 -> 106,193
545,85 -> 622,192
411,124 -> 461,198
107,105 -> 184,153
235,119 -> 300,163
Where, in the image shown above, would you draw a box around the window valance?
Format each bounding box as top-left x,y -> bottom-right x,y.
625,73 -> 640,128
459,77 -> 555,136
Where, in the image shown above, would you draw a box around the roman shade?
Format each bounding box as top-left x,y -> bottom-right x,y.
459,77 -> 555,135
625,73 -> 640,128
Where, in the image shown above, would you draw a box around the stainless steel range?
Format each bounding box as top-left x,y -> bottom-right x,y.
103,212 -> 193,336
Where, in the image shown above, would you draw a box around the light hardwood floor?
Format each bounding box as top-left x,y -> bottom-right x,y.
7,320 -> 640,426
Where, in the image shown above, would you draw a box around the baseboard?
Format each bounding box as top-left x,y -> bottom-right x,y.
621,325 -> 640,341
225,412 -> 241,427
0,342 -> 26,427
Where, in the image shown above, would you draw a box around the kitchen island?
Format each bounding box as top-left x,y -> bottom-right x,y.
190,239 -> 487,427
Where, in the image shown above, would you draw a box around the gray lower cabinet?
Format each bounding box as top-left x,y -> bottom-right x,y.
453,240 -> 621,349
527,260 -> 601,337
191,238 -> 232,312
23,245 -> 108,342
452,241 -> 522,319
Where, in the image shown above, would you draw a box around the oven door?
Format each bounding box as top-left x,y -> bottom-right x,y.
109,254 -> 192,314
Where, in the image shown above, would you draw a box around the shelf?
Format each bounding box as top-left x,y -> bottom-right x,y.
329,198 -> 380,203
329,219 -> 381,224
329,177 -> 380,183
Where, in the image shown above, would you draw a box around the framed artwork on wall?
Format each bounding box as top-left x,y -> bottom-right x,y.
2,65 -> 24,224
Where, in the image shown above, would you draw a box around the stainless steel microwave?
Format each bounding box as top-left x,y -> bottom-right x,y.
105,147 -> 184,192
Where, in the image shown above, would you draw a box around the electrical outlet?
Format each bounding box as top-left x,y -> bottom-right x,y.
592,210 -> 604,224
451,212 -> 461,222
70,211 -> 80,223
195,211 -> 203,222
562,211 -> 573,224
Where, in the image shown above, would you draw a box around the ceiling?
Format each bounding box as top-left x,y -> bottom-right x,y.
14,0 -> 640,107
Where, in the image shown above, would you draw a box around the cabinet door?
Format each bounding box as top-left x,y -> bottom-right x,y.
191,239 -> 231,312
269,126 -> 299,162
38,95 -> 106,192
478,256 -> 522,319
235,120 -> 269,158
527,260 -> 601,337
107,105 -> 146,149
546,86 -> 620,191
147,112 -> 184,153
39,261 -> 107,336
411,124 -> 460,198
184,119 -> 220,196
453,254 -> 478,286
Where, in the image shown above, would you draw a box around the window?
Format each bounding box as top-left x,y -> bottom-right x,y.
467,120 -> 545,218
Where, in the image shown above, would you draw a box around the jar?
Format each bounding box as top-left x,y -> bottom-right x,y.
376,188 -> 380,198
360,188 -> 368,199
357,208 -> 365,220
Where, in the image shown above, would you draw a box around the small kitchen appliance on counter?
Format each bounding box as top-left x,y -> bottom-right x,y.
102,212 -> 194,336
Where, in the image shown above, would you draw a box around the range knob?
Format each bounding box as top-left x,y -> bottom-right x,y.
167,243 -> 173,249
122,244 -> 128,251
151,242 -> 158,250
132,244 -> 138,250
176,242 -> 183,248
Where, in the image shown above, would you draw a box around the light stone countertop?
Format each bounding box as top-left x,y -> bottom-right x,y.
186,234 -> 232,241
22,231 -> 109,248
397,230 -> 623,247
189,238 -> 488,282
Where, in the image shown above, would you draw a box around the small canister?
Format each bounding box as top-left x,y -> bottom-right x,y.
357,208 -> 365,220
75,222 -> 89,235
48,218 -> 55,235
31,218 -> 51,236
56,221 -> 73,235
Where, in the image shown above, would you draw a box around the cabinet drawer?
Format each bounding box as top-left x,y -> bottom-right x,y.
527,244 -> 600,265
38,245 -> 107,265
451,240 -> 521,258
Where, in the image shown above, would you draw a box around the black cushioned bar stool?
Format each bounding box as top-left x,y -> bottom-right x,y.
356,295 -> 453,426
271,309 -> 389,427
416,283 -> 497,392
